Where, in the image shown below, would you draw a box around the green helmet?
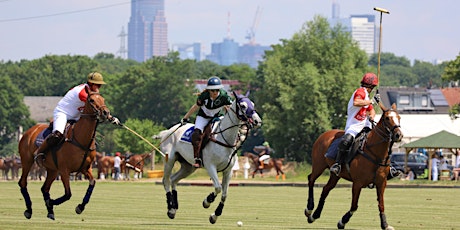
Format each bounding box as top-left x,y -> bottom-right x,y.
87,72 -> 106,85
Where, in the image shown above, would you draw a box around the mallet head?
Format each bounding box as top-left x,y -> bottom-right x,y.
374,7 -> 390,14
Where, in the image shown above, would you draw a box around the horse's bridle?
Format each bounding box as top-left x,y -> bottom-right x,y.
210,97 -> 257,154
81,92 -> 110,123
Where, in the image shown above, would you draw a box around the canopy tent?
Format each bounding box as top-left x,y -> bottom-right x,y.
402,130 -> 460,180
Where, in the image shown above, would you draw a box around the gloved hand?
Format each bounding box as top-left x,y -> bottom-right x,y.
110,116 -> 122,126
373,94 -> 381,103
181,118 -> 189,125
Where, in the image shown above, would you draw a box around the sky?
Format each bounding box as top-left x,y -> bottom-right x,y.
1,0 -> 459,63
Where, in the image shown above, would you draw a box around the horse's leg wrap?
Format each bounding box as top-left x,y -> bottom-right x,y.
339,210 -> 354,228
82,182 -> 96,205
379,212 -> 388,229
172,190 -> 178,209
206,192 -> 217,203
215,201 -> 224,216
312,198 -> 325,219
307,185 -> 315,211
52,193 -> 72,206
166,192 -> 174,209
20,187 -> 32,210
20,186 -> 33,218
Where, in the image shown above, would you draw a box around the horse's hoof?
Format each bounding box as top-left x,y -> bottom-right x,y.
24,209 -> 32,219
47,213 -> 55,220
386,225 -> 395,230
167,209 -> 176,219
75,204 -> 84,214
203,200 -> 211,209
304,209 -> 312,217
209,214 -> 217,224
307,215 -> 315,223
337,220 -> 345,229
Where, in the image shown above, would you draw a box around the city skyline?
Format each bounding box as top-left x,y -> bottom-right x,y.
1,0 -> 459,63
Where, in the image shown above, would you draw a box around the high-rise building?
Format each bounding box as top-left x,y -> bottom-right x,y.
128,0 -> 168,62
328,2 -> 376,56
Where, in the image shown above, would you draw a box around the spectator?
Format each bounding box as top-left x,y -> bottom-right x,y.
401,167 -> 414,181
431,153 -> 440,181
114,152 -> 121,180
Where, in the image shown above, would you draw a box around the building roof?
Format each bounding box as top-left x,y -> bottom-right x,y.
402,130 -> 460,149
441,87 -> 460,106
23,96 -> 61,123
378,86 -> 449,114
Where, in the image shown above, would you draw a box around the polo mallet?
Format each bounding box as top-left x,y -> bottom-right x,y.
122,124 -> 166,158
374,7 -> 390,90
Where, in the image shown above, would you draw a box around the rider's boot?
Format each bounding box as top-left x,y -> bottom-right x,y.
191,129 -> 203,168
330,134 -> 354,176
34,130 -> 64,167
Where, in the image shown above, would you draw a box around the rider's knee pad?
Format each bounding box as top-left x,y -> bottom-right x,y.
339,134 -> 354,150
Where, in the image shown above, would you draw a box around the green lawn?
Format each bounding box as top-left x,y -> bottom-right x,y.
2,177 -> 459,230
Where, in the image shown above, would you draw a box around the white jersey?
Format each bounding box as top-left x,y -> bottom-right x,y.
54,84 -> 88,119
53,84 -> 89,133
344,87 -> 373,137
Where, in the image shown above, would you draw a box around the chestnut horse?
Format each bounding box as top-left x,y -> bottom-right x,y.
124,153 -> 151,179
304,102 -> 403,230
18,87 -> 111,220
243,152 -> 285,180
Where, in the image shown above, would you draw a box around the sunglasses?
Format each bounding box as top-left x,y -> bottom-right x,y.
209,89 -> 219,92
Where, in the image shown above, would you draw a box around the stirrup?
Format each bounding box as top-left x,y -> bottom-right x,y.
330,163 -> 341,176
193,158 -> 202,168
34,153 -> 45,167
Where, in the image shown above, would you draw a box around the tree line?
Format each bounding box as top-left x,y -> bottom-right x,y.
1,15 -> 459,163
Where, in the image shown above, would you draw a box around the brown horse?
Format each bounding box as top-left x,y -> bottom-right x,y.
18,87 -> 111,220
243,152 -> 286,180
97,155 -> 114,179
124,153 -> 151,180
304,103 -> 403,230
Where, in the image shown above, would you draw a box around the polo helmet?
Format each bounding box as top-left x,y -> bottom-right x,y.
206,76 -> 223,90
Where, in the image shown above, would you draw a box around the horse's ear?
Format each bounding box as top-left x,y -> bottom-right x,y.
391,103 -> 397,110
245,90 -> 250,97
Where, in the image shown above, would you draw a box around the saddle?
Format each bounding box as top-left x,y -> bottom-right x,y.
345,127 -> 372,165
34,120 -> 77,148
325,127 -> 371,164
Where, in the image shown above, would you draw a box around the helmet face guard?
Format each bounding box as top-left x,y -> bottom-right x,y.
206,76 -> 223,90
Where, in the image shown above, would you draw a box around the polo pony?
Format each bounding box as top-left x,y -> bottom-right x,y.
305,102 -> 403,230
159,91 -> 262,224
18,86 -> 111,220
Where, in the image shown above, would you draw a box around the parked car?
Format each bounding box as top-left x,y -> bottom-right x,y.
390,152 -> 428,177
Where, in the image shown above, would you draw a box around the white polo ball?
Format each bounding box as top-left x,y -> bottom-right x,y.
237,221 -> 243,227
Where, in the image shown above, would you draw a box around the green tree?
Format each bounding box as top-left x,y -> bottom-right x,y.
369,52 -> 411,68
108,53 -> 197,127
257,15 -> 368,162
412,60 -> 443,88
442,52 -> 460,82
0,74 -> 34,146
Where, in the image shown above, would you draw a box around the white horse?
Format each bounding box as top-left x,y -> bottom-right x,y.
158,91 -> 262,224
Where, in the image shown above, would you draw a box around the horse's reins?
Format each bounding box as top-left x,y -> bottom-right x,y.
209,98 -> 254,171
62,92 -> 102,171
358,109 -> 401,185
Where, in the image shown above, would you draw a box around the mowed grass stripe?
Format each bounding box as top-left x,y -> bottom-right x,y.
1,181 -> 458,229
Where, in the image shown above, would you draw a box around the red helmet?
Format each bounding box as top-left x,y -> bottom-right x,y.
115,152 -> 121,156
360,73 -> 378,87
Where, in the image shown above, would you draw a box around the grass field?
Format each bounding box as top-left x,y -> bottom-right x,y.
2,177 -> 459,230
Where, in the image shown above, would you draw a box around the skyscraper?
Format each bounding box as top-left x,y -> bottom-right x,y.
328,2 -> 376,56
128,0 -> 168,62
